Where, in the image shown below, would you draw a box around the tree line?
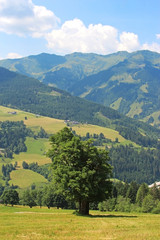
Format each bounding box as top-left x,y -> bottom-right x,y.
99,181 -> 160,214
71,129 -> 160,184
1,180 -> 160,214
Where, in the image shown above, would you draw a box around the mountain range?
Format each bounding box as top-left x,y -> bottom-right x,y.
0,62 -> 160,184
0,66 -> 159,147
0,50 -> 159,127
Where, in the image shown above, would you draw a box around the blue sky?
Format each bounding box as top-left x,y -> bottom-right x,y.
0,0 -> 160,59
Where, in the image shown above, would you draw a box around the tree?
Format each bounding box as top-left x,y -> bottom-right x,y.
0,184 -> 4,197
136,183 -> 149,207
48,127 -> 112,215
142,194 -> 156,213
36,189 -> 43,208
21,189 -> 36,208
1,189 -> 19,206
126,181 -> 139,204
22,161 -> 29,169
42,185 -> 55,209
149,183 -> 160,200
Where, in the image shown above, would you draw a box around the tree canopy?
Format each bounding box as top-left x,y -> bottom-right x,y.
48,127 -> 112,215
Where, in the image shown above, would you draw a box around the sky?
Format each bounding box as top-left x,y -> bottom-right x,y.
0,0 -> 160,59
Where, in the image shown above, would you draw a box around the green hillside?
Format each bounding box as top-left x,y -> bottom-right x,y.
9,169 -> 47,188
0,105 -> 134,188
0,66 -> 159,142
0,67 -> 160,184
0,50 -> 159,126
70,51 -> 160,127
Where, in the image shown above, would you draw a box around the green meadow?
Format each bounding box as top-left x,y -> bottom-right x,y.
12,137 -> 51,167
9,169 -> 47,188
0,105 -> 138,189
0,205 -> 160,240
0,105 -> 128,142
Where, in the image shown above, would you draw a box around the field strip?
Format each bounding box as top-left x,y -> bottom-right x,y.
14,211 -> 71,215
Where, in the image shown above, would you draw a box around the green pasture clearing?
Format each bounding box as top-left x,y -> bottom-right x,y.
0,205 -> 160,240
23,137 -> 49,155
143,110 -> 160,126
0,105 -> 131,144
9,169 -> 48,188
0,105 -> 65,134
127,102 -> 143,118
110,97 -> 123,110
13,137 -> 51,167
72,124 -> 126,142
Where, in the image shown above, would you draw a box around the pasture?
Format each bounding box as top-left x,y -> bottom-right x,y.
9,169 -> 47,188
0,105 -> 130,143
0,205 -> 160,240
12,137 -> 51,167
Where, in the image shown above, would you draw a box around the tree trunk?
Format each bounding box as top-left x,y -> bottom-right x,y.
79,200 -> 89,215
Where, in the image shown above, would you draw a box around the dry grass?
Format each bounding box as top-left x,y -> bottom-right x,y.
0,205 -> 160,240
72,124 -> 125,142
0,105 -> 65,134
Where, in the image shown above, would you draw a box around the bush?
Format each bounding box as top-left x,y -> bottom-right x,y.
152,201 -> 160,214
98,198 -> 116,211
115,196 -> 131,212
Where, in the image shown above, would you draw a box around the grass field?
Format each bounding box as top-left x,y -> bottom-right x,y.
71,124 -> 125,142
0,105 -> 135,189
0,105 -> 65,134
0,105 -> 130,143
9,169 -> 48,188
12,137 -> 51,167
0,205 -> 160,240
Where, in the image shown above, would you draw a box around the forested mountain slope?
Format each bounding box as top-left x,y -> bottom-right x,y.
71,51 -> 160,126
0,66 -> 159,144
0,50 -> 159,126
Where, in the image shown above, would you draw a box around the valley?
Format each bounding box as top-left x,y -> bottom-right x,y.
0,51 -> 159,215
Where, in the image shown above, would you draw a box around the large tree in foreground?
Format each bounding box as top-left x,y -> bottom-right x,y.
48,127 -> 112,215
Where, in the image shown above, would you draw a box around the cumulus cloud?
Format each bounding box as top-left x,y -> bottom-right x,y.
46,19 -> 121,54
142,42 -> 160,53
46,19 -> 143,55
1,1 -> 160,55
0,0 -> 60,37
118,32 -> 140,52
45,19 -> 160,54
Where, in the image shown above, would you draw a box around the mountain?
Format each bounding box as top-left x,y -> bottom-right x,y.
0,50 -> 160,127
0,66 -> 160,148
0,67 -> 160,184
70,51 -> 160,126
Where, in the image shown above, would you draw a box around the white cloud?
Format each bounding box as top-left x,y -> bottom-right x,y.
142,42 -> 160,53
0,1 -> 160,55
46,19 -> 119,54
118,32 -> 140,52
0,0 -> 60,37
45,19 -> 142,54
156,34 -> 160,40
6,52 -> 23,59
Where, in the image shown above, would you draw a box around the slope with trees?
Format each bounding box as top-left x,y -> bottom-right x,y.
0,67 -> 159,141
0,50 -> 159,126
